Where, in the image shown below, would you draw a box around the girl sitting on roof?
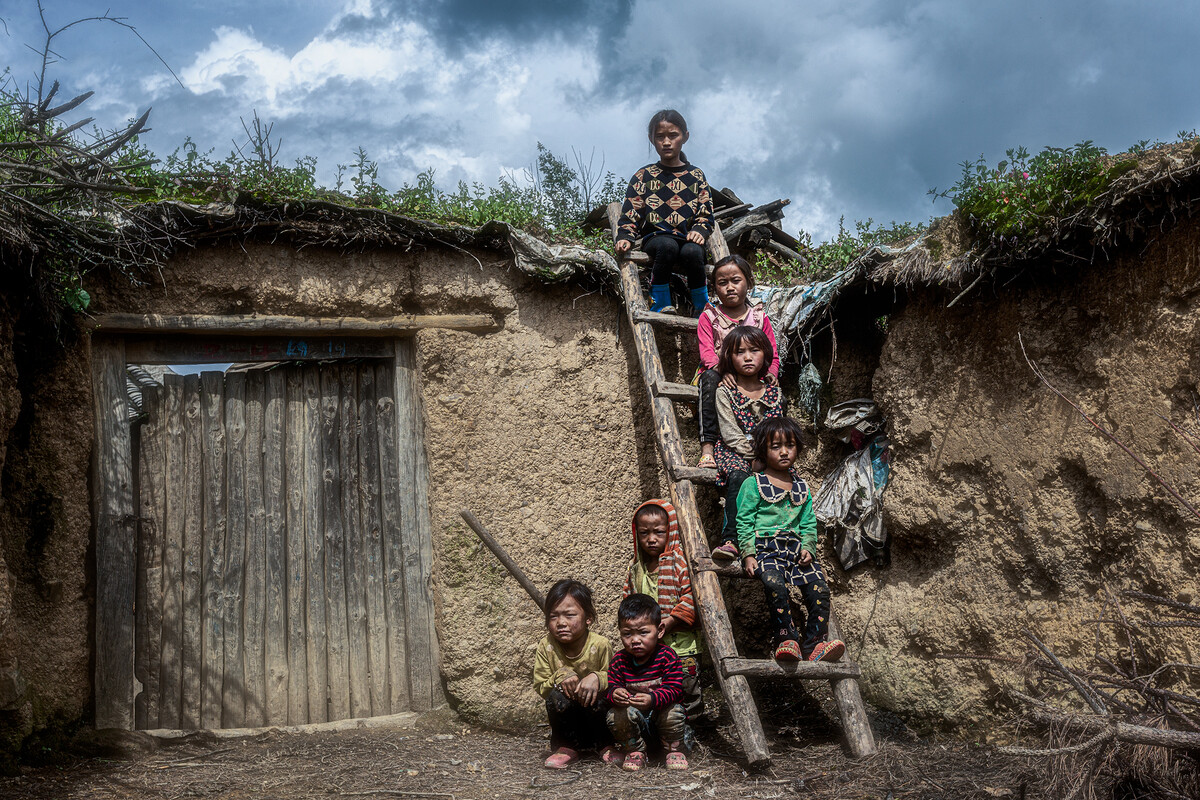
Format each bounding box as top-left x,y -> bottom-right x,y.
615,109 -> 715,315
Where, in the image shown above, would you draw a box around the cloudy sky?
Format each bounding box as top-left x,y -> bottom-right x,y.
2,0 -> 1199,240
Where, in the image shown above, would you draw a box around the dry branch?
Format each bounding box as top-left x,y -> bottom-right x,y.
1018,333 -> 1200,520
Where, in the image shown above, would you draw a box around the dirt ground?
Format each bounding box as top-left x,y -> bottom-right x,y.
0,714 -> 1039,800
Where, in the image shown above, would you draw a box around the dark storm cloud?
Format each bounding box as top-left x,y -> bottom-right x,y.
383,0 -> 632,53
594,0 -> 1200,233
5,0 -> 1200,240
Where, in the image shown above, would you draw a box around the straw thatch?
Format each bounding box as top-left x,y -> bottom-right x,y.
868,140 -> 1200,288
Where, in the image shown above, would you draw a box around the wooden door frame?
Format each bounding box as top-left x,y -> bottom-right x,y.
89,314 -> 487,728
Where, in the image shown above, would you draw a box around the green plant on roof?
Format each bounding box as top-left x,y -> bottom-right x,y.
930,141 -> 1137,239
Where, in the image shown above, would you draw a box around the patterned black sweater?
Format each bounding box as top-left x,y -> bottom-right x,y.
617,162 -> 715,245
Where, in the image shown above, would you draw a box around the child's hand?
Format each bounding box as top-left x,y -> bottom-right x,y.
616,239 -> 632,254
629,692 -> 655,711
686,230 -> 706,245
720,372 -> 737,391
611,687 -> 632,707
559,674 -> 580,699
575,673 -> 600,707
743,556 -> 759,577
799,549 -> 814,565
763,373 -> 777,386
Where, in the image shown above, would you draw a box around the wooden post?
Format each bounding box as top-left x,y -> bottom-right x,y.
459,510 -> 545,610
376,362 -> 411,713
358,367 -> 390,717
92,337 -> 136,730
262,369 -> 289,726
159,375 -> 186,729
92,312 -> 500,336
827,611 -> 877,757
137,386 -> 167,728
395,338 -> 444,710
320,367 -> 351,722
605,203 -> 770,765
707,217 -> 731,262
302,368 -> 328,723
199,371 -> 227,729
340,367 -> 372,720
222,372 -> 247,728
180,375 -> 203,728
242,370 -> 267,728
284,368 -> 310,724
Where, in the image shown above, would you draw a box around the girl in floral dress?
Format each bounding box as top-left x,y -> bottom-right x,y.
710,326 -> 784,562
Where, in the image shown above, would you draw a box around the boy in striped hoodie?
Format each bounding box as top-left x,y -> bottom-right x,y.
606,593 -> 690,771
622,500 -> 703,719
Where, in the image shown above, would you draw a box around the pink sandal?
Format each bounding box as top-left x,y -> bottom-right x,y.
665,748 -> 689,771
621,750 -> 646,772
710,542 -> 739,561
544,747 -> 579,769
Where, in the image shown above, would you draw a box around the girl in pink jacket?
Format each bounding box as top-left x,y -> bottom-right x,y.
696,255 -> 780,469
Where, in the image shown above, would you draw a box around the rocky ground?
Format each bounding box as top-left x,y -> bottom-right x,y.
0,709 -> 1039,800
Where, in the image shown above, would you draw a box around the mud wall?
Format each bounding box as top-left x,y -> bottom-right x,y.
0,276 -> 96,767
831,219 -> 1200,731
0,240 -> 664,757
5,218 -> 1199,753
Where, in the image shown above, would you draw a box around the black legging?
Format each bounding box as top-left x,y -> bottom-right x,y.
545,688 -> 612,751
644,234 -> 707,289
759,569 -> 831,656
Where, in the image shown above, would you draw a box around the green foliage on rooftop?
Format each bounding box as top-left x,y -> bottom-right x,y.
120,113 -> 623,246
930,141 -> 1141,239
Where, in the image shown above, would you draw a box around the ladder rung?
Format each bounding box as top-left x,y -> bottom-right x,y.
721,657 -> 862,680
654,381 -> 698,402
670,464 -> 718,484
619,251 -> 651,265
633,309 -> 699,333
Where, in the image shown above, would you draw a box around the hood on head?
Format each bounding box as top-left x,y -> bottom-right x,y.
631,499 -> 680,564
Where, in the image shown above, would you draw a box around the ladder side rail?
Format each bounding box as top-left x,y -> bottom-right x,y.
826,611 -> 877,756
710,212 -> 876,758
607,204 -> 770,764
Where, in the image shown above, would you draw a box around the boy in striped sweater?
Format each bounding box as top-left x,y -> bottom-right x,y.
606,593 -> 691,772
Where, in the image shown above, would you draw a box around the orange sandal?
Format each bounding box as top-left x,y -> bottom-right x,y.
773,640 -> 802,661
544,747 -> 579,769
808,639 -> 846,663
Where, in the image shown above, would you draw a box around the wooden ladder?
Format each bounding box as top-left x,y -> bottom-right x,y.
605,204 -> 877,765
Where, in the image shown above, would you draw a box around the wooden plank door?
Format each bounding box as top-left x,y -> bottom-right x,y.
131,355 -> 439,729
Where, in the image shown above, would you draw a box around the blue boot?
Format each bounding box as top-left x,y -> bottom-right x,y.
649,284 -> 673,313
689,286 -> 710,317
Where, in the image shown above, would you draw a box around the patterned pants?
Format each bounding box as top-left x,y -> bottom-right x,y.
757,533 -> 831,656
607,702 -> 691,753
679,654 -> 704,720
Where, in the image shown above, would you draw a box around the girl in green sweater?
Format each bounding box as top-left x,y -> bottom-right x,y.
736,417 -> 846,663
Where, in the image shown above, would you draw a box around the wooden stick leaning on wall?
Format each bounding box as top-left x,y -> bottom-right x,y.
460,510 -> 545,611
91,313 -> 500,336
